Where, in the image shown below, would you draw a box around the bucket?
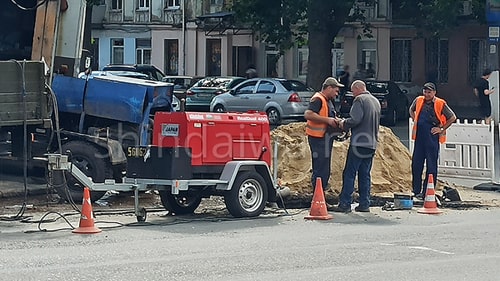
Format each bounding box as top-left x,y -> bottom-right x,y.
393,193 -> 413,209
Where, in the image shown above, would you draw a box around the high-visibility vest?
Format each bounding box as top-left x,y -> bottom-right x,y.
306,92 -> 329,137
411,96 -> 448,143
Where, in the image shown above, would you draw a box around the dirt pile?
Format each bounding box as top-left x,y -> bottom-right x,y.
271,122 -> 413,198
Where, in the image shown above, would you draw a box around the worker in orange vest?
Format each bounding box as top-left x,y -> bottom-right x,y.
410,82 -> 456,199
304,77 -> 343,192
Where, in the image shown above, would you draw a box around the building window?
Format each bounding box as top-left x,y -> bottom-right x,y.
425,38 -> 449,83
298,48 -> 308,77
111,0 -> 122,10
137,0 -> 150,10
211,0 -> 223,5
111,38 -> 124,64
468,39 -> 488,84
166,0 -> 180,9
390,39 -> 412,82
207,39 -> 221,76
164,39 -> 179,75
136,38 -> 151,65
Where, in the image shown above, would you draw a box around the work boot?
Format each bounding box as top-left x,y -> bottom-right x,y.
328,204 -> 351,213
354,205 -> 370,212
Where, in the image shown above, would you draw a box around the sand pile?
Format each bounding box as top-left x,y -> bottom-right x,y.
271,122 -> 413,198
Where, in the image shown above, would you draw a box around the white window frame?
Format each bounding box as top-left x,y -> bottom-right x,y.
136,38 -> 151,65
111,38 -> 124,64
166,0 -> 180,9
111,0 -> 122,10
297,48 -> 308,78
137,0 -> 150,10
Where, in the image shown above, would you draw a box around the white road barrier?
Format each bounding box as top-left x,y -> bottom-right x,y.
409,119 -> 496,182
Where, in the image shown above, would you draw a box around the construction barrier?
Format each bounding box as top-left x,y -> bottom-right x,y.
409,119 -> 497,182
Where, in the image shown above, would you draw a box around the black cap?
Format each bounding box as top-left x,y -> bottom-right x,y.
423,82 -> 436,91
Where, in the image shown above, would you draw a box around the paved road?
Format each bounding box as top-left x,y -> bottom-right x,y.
1,207 -> 499,280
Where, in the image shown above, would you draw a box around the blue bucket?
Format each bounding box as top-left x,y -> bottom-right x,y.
394,193 -> 413,209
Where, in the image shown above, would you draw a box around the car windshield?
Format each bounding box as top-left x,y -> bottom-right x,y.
197,78 -> 233,88
366,82 -> 389,93
280,80 -> 309,91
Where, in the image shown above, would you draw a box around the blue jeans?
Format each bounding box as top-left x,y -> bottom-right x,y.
308,135 -> 334,191
339,146 -> 375,209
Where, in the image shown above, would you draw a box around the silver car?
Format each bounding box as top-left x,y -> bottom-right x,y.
210,78 -> 315,125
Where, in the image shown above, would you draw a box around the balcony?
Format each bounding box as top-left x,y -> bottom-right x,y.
135,9 -> 150,23
107,10 -> 123,23
164,8 -> 182,25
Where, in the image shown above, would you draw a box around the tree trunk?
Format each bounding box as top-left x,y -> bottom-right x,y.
307,30 -> 334,91
306,0 -> 355,91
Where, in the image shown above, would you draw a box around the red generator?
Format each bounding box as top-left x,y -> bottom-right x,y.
125,111 -> 276,218
153,111 -> 271,167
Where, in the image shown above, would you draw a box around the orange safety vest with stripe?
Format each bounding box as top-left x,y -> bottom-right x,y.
306,92 -> 329,137
411,96 -> 448,143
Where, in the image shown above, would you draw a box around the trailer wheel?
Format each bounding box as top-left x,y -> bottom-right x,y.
224,171 -> 268,218
54,141 -> 109,202
159,191 -> 202,215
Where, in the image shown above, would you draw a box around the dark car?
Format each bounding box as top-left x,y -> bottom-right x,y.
162,75 -> 203,100
185,76 -> 246,112
339,80 -> 409,126
102,64 -> 165,81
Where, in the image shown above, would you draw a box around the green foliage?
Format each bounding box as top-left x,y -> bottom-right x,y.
232,0 -> 309,54
392,0 -> 486,37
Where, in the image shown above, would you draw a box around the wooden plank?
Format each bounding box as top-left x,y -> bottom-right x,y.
31,0 -> 59,71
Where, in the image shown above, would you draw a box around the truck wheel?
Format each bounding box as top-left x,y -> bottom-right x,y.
224,171 -> 268,218
54,141 -> 109,202
159,191 -> 202,215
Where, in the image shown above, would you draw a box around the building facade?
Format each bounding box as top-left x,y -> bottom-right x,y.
91,0 -> 492,107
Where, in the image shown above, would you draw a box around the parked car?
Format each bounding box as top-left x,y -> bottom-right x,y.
102,64 -> 165,81
162,75 -> 202,100
210,78 -> 315,125
185,76 -> 246,112
339,80 -> 409,126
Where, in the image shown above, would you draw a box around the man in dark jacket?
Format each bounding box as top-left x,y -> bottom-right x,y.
330,80 -> 381,213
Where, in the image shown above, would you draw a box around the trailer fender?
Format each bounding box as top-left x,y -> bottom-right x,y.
216,161 -> 276,201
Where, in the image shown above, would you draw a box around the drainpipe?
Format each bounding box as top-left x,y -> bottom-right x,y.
182,0 -> 186,75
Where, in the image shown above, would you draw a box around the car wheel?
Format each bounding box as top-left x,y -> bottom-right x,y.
399,103 -> 409,120
385,108 -> 397,126
266,107 -> 281,125
213,104 -> 226,113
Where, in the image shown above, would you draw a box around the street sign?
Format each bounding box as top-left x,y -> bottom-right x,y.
489,26 -> 500,42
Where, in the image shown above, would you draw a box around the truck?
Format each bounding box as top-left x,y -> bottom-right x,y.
0,1 -> 175,202
1,1 -> 281,217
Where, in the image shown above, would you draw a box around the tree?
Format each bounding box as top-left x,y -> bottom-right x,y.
232,0 -> 372,90
232,0 -> 485,90
392,0 -> 486,37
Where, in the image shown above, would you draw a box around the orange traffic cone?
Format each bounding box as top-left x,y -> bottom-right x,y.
417,174 -> 442,215
305,177 -> 333,220
72,187 -> 102,234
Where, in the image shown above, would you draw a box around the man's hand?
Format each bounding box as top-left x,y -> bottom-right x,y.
327,117 -> 338,128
